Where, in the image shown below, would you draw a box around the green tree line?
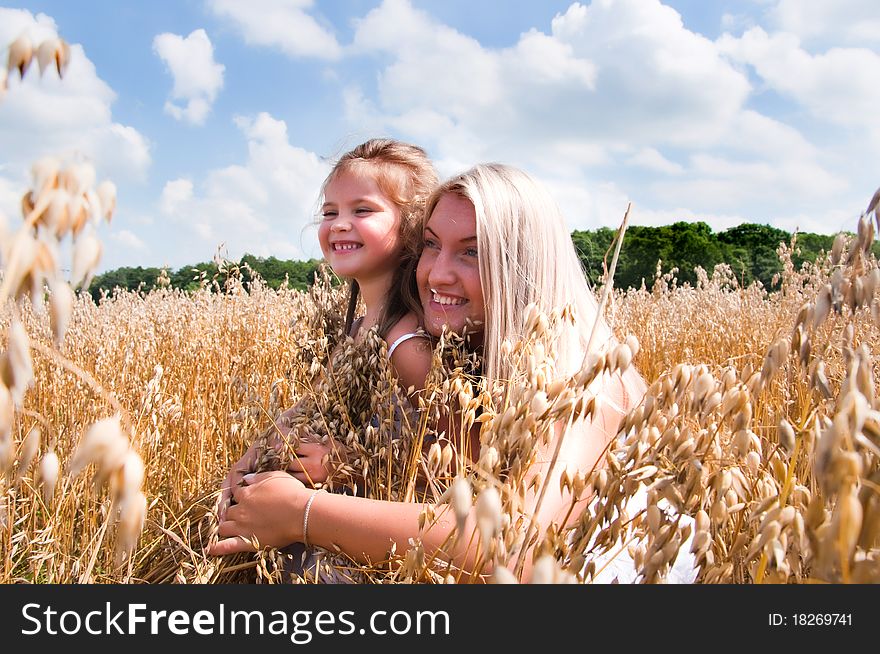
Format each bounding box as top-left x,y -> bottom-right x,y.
89,222 -> 878,301
572,222 -> 878,289
88,254 -> 324,301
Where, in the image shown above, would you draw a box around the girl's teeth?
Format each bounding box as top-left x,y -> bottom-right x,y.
334,243 -> 360,251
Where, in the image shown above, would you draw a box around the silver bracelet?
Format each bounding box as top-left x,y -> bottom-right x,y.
302,489 -> 325,548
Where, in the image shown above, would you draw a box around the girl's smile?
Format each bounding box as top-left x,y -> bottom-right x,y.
318,170 -> 401,282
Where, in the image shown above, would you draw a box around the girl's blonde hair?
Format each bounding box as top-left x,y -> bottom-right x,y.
321,138 -> 438,337
419,163 -> 645,404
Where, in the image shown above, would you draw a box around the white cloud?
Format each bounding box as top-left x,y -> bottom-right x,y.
718,27 -> 880,134
527,141 -> 611,181
160,178 -> 193,215
336,0 -> 877,240
0,8 -> 151,194
156,112 -> 329,263
153,29 -> 225,125
94,123 -> 152,177
547,0 -> 750,144
769,0 -> 880,46
721,12 -> 755,34
346,0 -> 847,231
653,153 -> 844,211
627,148 -> 684,175
111,229 -> 147,251
349,0 -> 753,163
207,0 -> 341,60
545,178 -> 632,232
723,110 -> 816,161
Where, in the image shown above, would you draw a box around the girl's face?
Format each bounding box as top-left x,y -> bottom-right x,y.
318,169 -> 401,282
417,193 -> 485,343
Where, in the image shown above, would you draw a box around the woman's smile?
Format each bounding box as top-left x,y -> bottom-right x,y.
417,193 -> 485,341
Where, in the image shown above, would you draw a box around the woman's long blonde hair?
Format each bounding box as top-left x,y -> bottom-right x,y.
419,163 -> 645,404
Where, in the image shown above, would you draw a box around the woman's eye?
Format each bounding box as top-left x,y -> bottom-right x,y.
423,238 -> 439,249
464,247 -> 478,257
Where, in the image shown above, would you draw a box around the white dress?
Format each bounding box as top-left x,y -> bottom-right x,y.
587,485 -> 699,584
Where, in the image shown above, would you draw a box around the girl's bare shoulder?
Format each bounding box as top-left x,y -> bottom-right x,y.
385,312 -> 425,342
385,312 -> 433,391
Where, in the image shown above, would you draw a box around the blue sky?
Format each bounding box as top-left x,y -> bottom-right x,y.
1,0 -> 879,274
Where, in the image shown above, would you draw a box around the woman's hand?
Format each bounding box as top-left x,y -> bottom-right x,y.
288,441 -> 334,485
209,471 -> 307,556
218,444 -> 258,521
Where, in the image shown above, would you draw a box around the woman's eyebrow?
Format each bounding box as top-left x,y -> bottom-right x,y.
424,226 -> 477,243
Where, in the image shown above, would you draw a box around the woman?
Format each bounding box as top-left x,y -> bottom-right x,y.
209,163 -> 647,581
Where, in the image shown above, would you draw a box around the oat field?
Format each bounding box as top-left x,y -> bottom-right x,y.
2,33 -> 879,585
1,205 -> 878,583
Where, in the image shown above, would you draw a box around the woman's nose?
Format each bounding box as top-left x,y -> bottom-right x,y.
427,251 -> 456,286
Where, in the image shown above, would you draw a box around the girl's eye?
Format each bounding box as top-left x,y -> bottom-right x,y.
321,210 -> 337,220
464,247 -> 478,257
355,207 -> 374,215
423,238 -> 439,249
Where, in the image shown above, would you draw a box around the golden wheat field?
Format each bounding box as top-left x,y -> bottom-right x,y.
1,205 -> 878,584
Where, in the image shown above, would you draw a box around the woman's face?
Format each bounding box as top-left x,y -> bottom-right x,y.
416,193 -> 485,343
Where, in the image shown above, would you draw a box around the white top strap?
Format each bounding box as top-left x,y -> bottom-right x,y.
387,331 -> 428,358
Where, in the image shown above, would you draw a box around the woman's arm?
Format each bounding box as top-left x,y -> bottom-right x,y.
512,371 -> 631,580
209,469 -> 481,570
212,368 -> 630,580
211,383 -> 487,577
210,408 -> 595,578
210,351 -> 486,571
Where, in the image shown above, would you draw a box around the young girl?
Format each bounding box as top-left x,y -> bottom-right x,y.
218,138 -> 438,514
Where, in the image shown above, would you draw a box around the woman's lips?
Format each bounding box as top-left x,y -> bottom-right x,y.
430,289 -> 467,306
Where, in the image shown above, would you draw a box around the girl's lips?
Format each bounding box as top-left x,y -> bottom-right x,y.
331,242 -> 363,252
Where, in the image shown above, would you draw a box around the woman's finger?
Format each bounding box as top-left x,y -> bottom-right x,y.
229,481 -> 248,504
231,471 -> 283,500
217,493 -> 229,521
216,496 -> 231,521
217,504 -> 241,536
208,535 -> 255,556
216,517 -> 239,539
249,470 -> 291,484
219,473 -> 241,513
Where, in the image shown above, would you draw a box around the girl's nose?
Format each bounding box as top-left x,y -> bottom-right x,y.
330,219 -> 351,233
